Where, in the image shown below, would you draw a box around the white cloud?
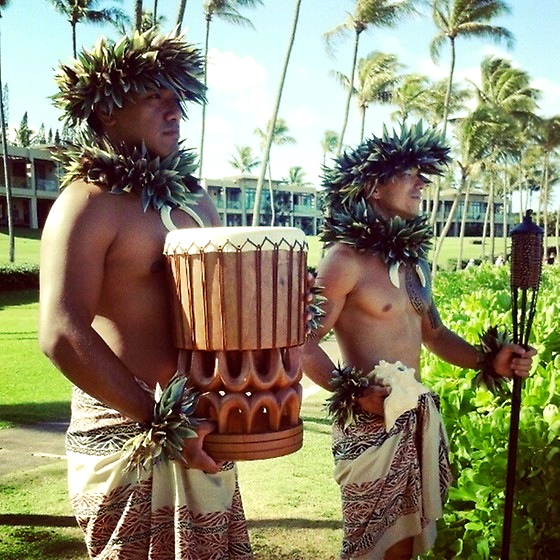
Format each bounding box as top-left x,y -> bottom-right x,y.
533,77 -> 560,117
205,48 -> 271,124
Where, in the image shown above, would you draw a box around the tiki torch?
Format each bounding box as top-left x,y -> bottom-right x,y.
501,209 -> 543,559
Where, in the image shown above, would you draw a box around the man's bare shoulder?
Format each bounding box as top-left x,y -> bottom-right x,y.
316,242 -> 365,293
48,180 -> 136,223
320,242 -> 380,274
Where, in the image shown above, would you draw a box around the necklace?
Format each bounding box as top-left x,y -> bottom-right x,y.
321,199 -> 432,289
57,134 -> 202,213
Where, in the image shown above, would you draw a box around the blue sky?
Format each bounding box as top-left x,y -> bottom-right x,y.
2,0 -> 560,187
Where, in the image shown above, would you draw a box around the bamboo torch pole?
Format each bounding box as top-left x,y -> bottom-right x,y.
501,210 -> 543,559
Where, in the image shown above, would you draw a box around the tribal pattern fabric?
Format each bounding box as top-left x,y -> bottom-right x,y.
332,393 -> 452,559
66,387 -> 252,560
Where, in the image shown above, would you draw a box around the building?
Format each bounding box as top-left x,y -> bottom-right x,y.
1,144 -> 512,238
0,144 -> 59,229
428,188 -> 513,238
0,144 -> 322,234
203,175 -> 320,235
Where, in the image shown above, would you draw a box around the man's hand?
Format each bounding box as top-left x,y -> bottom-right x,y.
493,344 -> 537,379
181,420 -> 225,474
357,383 -> 391,416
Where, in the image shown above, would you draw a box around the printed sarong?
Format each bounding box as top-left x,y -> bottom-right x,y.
66,387 -> 252,560
332,392 -> 452,559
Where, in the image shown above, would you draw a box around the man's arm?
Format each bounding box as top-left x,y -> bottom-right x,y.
39,183 -> 154,424
302,245 -> 357,390
421,301 -> 535,378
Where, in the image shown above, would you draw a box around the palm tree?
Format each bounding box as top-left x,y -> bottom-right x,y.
324,0 -> 416,154
331,51 -> 401,142
473,56 -> 540,248
50,0 -> 128,56
199,0 -> 262,178
251,0 -> 302,226
533,116 -> 560,241
420,77 -> 471,128
430,0 -> 514,229
321,129 -> 339,167
390,73 -> 429,125
254,117 -> 296,226
0,0 -> 13,262
228,145 -> 260,174
284,165 -> 310,189
430,0 -> 514,137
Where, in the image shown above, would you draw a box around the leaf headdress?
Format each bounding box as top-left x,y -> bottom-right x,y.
320,122 -> 447,287
53,29 -> 206,127
323,121 -> 451,207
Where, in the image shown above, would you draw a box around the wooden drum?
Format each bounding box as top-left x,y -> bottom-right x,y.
164,226 -> 308,460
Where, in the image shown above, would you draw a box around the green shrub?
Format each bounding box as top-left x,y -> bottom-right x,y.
422,264 -> 560,559
0,263 -> 40,291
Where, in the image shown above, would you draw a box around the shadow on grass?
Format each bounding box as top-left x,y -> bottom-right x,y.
0,227 -> 42,241
0,514 -> 76,527
0,288 -> 38,308
249,518 -> 341,530
0,526 -> 87,560
0,402 -> 70,426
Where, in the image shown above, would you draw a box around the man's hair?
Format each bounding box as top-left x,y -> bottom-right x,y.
322,121 -> 451,208
53,29 -> 206,131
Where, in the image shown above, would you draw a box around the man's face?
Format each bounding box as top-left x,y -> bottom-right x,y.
104,88 -> 182,158
369,168 -> 428,219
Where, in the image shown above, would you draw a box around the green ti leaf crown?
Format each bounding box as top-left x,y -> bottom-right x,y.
53,29 -> 206,127
322,121 -> 451,207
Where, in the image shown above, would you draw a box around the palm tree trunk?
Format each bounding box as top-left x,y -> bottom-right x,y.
71,21 -> 77,57
252,0 -> 303,226
554,207 -> 560,256
336,29 -> 360,154
359,105 -> 366,143
456,177 -> 470,271
481,195 -> 490,261
175,0 -> 187,33
267,162 -> 275,225
135,1 -> 143,31
441,36 -> 456,138
502,172 -> 508,257
489,176 -> 496,261
432,193 -> 460,275
430,36 -> 455,228
199,14 -> 211,179
0,34 -> 14,262
542,151 -> 550,242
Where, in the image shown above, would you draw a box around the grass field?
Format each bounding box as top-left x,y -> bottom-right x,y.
0,287 -> 340,558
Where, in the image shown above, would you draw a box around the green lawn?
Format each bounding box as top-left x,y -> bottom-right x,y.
0,393 -> 341,560
0,286 -> 340,559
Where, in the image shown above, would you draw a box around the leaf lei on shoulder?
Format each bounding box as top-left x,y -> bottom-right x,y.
321,199 -> 433,270
56,133 -> 202,212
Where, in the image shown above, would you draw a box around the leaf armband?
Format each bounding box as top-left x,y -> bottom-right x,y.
326,365 -> 372,428
306,284 -> 327,340
473,326 -> 511,394
123,374 -> 201,473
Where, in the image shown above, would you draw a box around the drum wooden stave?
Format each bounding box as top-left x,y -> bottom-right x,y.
164,226 -> 308,461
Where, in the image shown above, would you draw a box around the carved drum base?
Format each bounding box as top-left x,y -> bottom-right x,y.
181,347 -> 303,461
